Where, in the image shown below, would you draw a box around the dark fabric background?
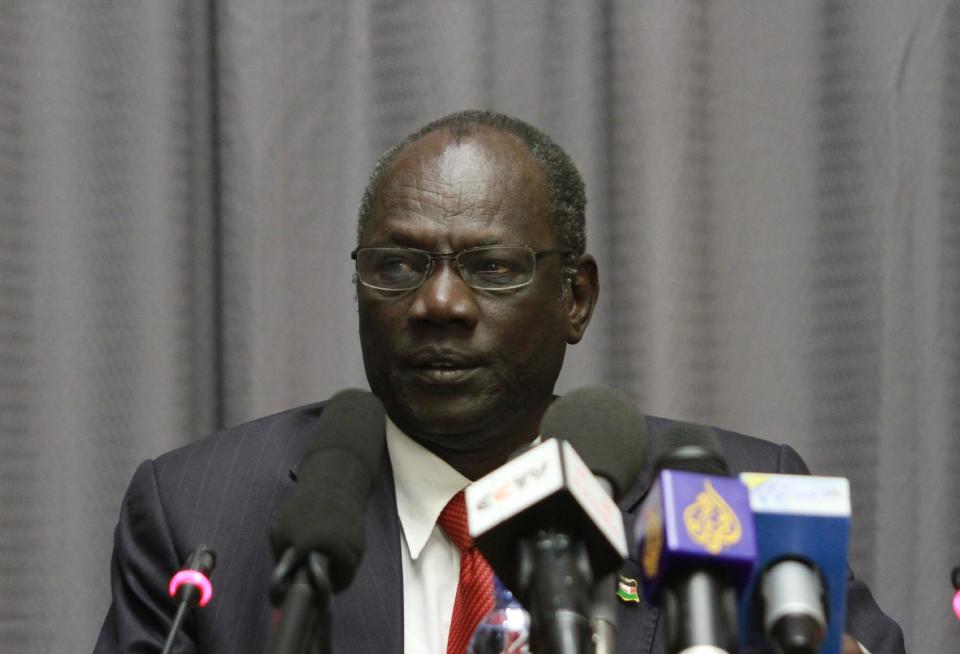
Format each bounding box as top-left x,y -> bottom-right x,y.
0,2 -> 956,652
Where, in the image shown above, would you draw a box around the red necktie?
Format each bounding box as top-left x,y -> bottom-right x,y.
437,490 -> 496,654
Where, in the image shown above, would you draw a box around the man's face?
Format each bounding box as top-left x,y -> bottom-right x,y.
356,128 -> 590,458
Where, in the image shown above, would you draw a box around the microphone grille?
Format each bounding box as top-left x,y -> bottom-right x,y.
271,389 -> 386,591
540,386 -> 648,499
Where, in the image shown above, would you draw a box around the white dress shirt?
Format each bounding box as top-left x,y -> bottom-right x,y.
386,417 -> 472,654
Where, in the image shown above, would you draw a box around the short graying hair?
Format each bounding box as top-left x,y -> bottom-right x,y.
356,110 -> 586,260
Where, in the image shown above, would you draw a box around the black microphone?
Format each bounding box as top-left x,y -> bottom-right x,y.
651,421 -> 730,477
466,386 -> 647,654
267,389 -> 386,654
540,387 -> 649,654
635,423 -> 756,654
161,545 -> 217,654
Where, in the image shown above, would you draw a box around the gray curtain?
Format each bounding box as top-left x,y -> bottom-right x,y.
0,1 -> 956,652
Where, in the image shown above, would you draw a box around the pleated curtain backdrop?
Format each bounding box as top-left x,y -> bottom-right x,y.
0,2 -> 957,652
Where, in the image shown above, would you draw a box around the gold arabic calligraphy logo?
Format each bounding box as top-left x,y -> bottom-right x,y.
642,509 -> 663,578
683,480 -> 742,554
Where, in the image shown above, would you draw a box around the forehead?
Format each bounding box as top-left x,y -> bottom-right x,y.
362,128 -> 555,247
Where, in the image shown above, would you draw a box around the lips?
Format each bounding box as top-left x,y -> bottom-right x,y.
403,349 -> 488,385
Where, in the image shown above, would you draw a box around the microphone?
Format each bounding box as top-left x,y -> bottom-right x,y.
633,423 -> 757,654
738,472 -> 851,654
466,386 -> 647,654
540,387 -> 649,654
267,389 -> 386,654
160,545 -> 217,654
952,567 -> 960,621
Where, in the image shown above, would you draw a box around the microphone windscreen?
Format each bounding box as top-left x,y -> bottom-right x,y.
539,386 -> 647,499
271,389 -> 386,591
651,421 -> 730,477
302,388 -> 387,459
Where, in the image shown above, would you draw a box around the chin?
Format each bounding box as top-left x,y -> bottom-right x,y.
387,391 -> 499,443
401,405 -> 490,439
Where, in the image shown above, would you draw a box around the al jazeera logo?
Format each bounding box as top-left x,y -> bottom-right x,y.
683,480 -> 742,554
641,509 -> 663,579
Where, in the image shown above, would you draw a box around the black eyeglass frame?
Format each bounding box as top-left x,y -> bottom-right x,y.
350,244 -> 572,292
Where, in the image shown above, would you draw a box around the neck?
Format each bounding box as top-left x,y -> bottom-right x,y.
419,430 -> 538,480
393,396 -> 557,480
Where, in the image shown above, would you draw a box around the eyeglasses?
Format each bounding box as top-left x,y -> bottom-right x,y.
351,245 -> 571,292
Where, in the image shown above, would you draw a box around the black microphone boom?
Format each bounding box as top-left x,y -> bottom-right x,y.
267,389 -> 386,654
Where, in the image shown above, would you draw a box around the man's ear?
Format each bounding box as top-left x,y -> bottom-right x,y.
565,254 -> 599,344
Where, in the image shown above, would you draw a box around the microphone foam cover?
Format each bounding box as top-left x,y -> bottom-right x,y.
540,386 -> 648,499
271,389 -> 386,591
651,421 -> 730,477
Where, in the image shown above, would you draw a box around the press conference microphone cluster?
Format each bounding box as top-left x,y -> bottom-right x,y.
466,386 -> 648,654
267,389 -> 386,654
635,422 -> 852,654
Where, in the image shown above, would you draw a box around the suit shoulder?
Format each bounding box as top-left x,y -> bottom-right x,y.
151,401 -> 325,484
121,402 -> 327,554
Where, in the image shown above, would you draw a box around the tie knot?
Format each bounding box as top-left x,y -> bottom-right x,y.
438,490 -> 472,552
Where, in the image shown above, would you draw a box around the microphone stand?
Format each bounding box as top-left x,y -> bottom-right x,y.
590,572 -> 617,654
662,570 -> 737,654
520,531 -> 593,654
161,545 -> 217,654
268,550 -> 333,654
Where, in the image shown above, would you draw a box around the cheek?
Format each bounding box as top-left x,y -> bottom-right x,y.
358,300 -> 400,356
489,301 -> 568,371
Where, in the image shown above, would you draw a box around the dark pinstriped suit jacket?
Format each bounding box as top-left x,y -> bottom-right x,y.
93,401 -> 905,653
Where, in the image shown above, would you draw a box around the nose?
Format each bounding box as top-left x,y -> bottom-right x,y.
407,260 -> 479,327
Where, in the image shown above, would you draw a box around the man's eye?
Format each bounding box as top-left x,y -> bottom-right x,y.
472,259 -> 515,275
375,256 -> 420,279
377,257 -> 413,272
467,258 -> 525,281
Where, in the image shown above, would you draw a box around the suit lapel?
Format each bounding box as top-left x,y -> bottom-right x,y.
613,416 -> 662,653
613,557 -> 661,654
613,494 -> 662,654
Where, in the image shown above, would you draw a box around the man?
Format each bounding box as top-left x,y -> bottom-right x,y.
95,110 -> 904,653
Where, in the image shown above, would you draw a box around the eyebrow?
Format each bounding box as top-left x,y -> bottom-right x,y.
372,229 -> 505,250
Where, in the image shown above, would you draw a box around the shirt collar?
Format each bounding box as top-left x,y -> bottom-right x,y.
386,417 -> 471,560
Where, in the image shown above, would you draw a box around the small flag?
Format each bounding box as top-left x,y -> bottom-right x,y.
616,575 -> 639,603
